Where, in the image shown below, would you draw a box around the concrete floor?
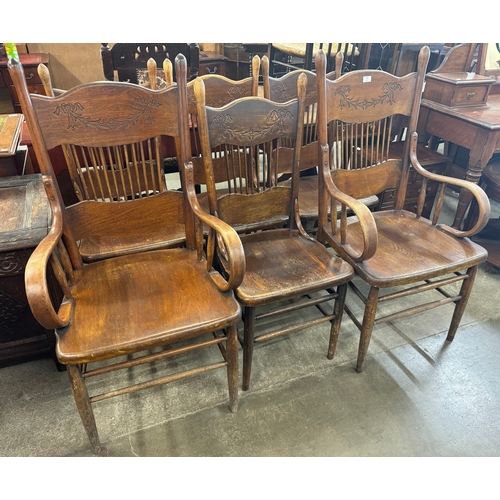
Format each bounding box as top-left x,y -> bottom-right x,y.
1,194 -> 500,460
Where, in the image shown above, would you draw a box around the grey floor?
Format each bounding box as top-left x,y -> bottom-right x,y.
1,193 -> 500,461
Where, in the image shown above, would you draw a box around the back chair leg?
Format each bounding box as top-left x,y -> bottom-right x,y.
356,286 -> 380,373
327,283 -> 348,359
447,266 -> 478,342
242,306 -> 256,392
67,364 -> 101,454
226,324 -> 239,412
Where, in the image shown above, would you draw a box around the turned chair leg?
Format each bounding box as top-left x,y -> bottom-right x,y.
327,283 -> 348,359
356,286 -> 380,373
67,364 -> 101,455
226,324 -> 239,412
242,306 -> 256,391
447,266 -> 478,342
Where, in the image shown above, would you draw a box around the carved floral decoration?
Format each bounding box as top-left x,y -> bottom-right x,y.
209,108 -> 294,143
54,97 -> 161,131
335,82 -> 403,110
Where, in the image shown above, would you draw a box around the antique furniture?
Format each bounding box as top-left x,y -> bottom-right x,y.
0,174 -> 62,369
0,53 -> 50,114
268,43 -> 370,77
31,60 -> 189,262
199,51 -> 228,77
184,56 -> 261,196
100,43 -> 200,83
418,93 -> 500,229
316,47 -> 490,373
0,113 -> 26,176
9,53 -> 245,454
194,72 -> 354,391
423,71 -> 495,108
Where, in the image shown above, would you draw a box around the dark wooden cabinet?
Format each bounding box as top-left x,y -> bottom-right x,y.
0,53 -> 50,114
0,174 -> 62,369
199,51 -> 227,76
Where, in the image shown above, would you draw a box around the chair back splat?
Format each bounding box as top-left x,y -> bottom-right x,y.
194,70 -> 354,391
316,46 -> 491,372
8,50 -> 245,454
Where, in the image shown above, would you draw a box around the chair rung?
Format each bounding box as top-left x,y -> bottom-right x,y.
378,274 -> 468,303
255,314 -> 335,343
344,304 -> 363,331
89,361 -> 228,403
256,293 -> 337,321
83,336 -> 226,379
374,296 -> 461,325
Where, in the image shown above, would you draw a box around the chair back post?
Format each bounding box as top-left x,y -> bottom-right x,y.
393,46 -> 429,209
174,54 -> 197,250
315,50 -> 330,240
7,55 -> 83,269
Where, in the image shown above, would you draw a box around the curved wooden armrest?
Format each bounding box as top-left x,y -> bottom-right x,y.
183,161 -> 246,291
320,144 -> 378,262
24,205 -> 72,330
409,133 -> 491,238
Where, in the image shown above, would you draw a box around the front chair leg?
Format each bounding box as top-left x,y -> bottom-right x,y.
67,364 -> 101,454
356,286 -> 379,373
225,324 -> 239,412
447,266 -> 477,342
327,282 -> 348,359
242,306 -> 256,392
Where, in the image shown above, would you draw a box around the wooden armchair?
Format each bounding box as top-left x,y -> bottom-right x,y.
261,54 -> 378,231
8,52 -> 245,454
32,58 -> 186,263
194,73 -> 354,391
316,47 -> 491,373
100,43 -> 200,83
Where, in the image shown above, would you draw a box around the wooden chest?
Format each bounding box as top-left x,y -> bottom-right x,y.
0,53 -> 50,114
0,174 -> 62,368
423,72 -> 495,107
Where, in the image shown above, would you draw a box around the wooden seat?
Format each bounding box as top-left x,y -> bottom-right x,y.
194,72 -> 354,391
33,58 -> 185,262
315,46 -> 491,373
8,52 -> 245,454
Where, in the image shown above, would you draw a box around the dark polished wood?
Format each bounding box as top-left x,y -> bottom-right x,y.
194,72 -> 354,391
316,47 -> 490,373
9,53 -> 245,454
0,53 -> 49,114
417,94 -> 500,229
100,43 -> 200,83
0,174 -> 63,369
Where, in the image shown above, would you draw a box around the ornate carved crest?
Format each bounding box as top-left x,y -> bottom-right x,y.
209,108 -> 294,143
54,96 -> 161,131
335,82 -> 403,110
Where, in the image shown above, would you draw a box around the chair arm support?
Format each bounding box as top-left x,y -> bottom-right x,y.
409,132 -> 491,238
24,203 -> 72,330
320,144 -> 378,262
183,161 -> 246,292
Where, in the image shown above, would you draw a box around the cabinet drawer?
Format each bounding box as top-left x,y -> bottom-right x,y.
2,65 -> 43,86
452,85 -> 491,107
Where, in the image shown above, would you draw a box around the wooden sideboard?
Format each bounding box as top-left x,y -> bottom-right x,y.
0,174 -> 62,369
0,53 -> 50,114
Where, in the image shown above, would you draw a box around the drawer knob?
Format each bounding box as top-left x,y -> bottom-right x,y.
26,72 -> 35,80
206,65 -> 218,74
466,92 -> 476,100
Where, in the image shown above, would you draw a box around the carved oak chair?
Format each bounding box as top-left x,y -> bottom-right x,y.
194,73 -> 354,391
316,47 -> 491,373
261,54 -> 378,232
9,53 -> 245,454
33,58 -> 186,263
